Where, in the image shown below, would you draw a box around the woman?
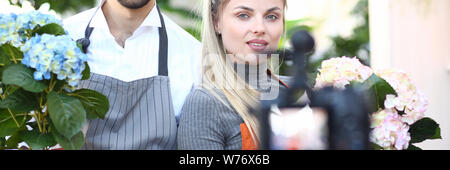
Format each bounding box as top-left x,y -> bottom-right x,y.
177,0 -> 288,150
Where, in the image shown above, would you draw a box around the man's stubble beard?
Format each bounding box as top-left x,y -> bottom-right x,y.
117,0 -> 151,9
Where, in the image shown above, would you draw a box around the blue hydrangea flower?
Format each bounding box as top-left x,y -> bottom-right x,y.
15,11 -> 62,30
0,11 -> 62,46
21,34 -> 88,88
2,11 -> 84,88
0,13 -> 20,45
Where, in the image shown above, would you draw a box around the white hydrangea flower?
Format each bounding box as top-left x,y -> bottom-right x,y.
384,94 -> 398,109
376,69 -> 428,125
315,56 -> 373,89
315,57 -> 430,150
370,110 -> 411,150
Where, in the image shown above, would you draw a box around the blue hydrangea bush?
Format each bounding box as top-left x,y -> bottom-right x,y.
0,11 -> 109,150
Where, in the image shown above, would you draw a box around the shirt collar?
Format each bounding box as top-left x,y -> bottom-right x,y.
140,3 -> 162,28
90,0 -> 161,29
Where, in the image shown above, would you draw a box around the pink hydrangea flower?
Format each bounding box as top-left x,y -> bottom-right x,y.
315,56 -> 373,89
315,57 -> 429,150
375,69 -> 428,125
370,110 -> 411,150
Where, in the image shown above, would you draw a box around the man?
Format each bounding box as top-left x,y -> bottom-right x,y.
63,0 -> 201,150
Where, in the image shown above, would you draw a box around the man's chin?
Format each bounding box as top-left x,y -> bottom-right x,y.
117,0 -> 151,9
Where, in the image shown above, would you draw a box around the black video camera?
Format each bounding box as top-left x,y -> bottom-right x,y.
258,31 -> 371,150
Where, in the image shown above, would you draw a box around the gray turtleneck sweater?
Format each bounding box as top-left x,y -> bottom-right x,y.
177,64 -> 291,150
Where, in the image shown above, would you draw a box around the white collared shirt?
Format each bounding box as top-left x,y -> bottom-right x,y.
63,3 -> 202,121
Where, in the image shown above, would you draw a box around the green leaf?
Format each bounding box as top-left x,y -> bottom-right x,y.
370,142 -> 383,150
52,130 -> 84,150
70,89 -> 109,119
0,88 -> 40,113
359,74 -> 397,112
47,91 -> 86,139
81,62 -> 90,80
85,110 -> 99,120
8,0 -> 22,7
431,125 -> 442,139
409,117 -> 441,143
407,144 -> 422,150
2,64 -> 47,93
19,129 -> 57,150
33,23 -> 66,36
0,109 -> 29,137
52,79 -> 66,92
0,137 -> 5,147
6,130 -> 24,149
0,44 -> 23,64
0,45 -> 13,66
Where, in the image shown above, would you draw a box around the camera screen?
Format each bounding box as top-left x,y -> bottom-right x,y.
269,105 -> 329,150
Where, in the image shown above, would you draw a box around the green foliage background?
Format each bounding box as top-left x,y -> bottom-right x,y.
280,0 -> 370,83
322,0 -> 370,66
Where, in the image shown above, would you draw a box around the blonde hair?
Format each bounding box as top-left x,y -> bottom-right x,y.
200,0 -> 286,146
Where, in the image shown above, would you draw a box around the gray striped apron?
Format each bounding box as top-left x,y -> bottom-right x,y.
76,5 -> 177,150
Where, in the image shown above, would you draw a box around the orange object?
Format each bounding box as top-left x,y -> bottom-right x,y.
267,69 -> 290,88
240,123 -> 258,150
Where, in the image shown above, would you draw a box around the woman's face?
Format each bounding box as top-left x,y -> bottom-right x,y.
216,0 -> 284,64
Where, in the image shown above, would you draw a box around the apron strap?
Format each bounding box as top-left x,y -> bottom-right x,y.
76,2 -> 102,54
156,5 -> 169,76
